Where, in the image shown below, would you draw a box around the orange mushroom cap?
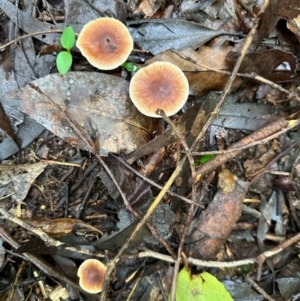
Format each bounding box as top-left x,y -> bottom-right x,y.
129,62 -> 189,117
76,18 -> 133,70
77,259 -> 107,294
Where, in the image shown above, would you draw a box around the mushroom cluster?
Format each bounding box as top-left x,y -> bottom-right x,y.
77,18 -> 189,117
77,259 -> 107,294
77,18 -> 133,70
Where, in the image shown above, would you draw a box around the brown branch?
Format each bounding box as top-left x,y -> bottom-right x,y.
0,29 -> 65,50
194,118 -> 294,182
110,153 -> 202,207
133,231 -> 300,270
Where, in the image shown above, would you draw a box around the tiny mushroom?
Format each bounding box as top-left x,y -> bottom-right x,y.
77,259 -> 107,294
76,18 -> 133,70
129,62 -> 189,117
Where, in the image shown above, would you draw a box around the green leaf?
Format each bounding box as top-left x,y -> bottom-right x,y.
60,26 -> 75,50
56,51 -> 72,75
121,61 -> 137,72
176,268 -> 233,301
195,154 -> 215,165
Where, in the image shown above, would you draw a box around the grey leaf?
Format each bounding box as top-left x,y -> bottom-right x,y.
128,19 -> 227,55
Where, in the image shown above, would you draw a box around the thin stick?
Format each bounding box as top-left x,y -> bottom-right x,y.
96,152 -> 176,258
250,141 -> 300,183
190,118 -> 300,156
245,275 -> 276,301
110,153 -> 202,207
0,29 -> 65,50
156,110 -> 197,301
131,231 -> 300,268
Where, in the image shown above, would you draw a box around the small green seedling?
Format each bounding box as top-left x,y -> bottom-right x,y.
175,267 -> 233,301
121,61 -> 137,72
56,26 -> 76,75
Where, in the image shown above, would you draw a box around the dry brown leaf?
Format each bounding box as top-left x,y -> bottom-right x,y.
143,46 -> 242,95
146,45 -> 233,71
26,218 -> 103,237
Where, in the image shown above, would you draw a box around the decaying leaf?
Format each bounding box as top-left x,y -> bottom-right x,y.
257,0 -> 300,47
145,46 -> 233,72
0,162 -> 47,203
2,72 -> 153,155
26,218 -> 103,237
185,177 -> 249,259
229,49 -> 297,78
144,46 -> 298,95
128,19 -> 230,55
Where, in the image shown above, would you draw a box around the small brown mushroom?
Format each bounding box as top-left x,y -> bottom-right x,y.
76,18 -> 133,70
129,62 -> 189,117
77,259 -> 107,294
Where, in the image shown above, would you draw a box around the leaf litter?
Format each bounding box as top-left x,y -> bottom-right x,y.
2,72 -> 153,155
0,0 -> 300,301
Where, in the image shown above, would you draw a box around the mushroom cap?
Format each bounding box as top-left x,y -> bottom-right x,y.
129,62 -> 189,117
77,259 -> 107,294
76,18 -> 133,70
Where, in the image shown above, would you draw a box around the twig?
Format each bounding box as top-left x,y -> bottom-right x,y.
156,110 -> 197,301
245,275 -> 276,301
0,29 -> 65,50
110,153 -> 202,207
75,165 -> 101,219
250,141 -> 300,183
9,261 -> 26,301
245,73 -> 300,101
288,149 -> 300,229
190,121 -> 300,156
131,231 -> 300,268
194,118 -> 297,181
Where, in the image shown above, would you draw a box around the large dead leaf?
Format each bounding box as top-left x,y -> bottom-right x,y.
229,49 -> 297,78
145,46 -> 298,95
2,72 -> 153,155
145,46 -> 233,72
128,19 -> 227,55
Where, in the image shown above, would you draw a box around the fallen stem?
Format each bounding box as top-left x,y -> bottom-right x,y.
0,29 -> 65,50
